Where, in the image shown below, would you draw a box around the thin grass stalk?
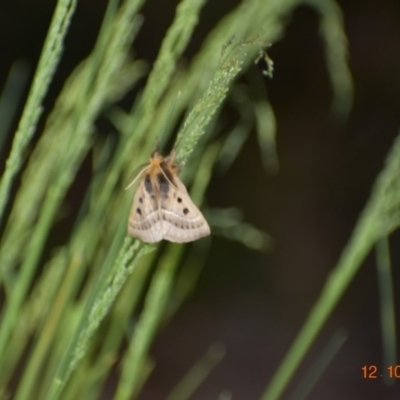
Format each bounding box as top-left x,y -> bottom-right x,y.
217,392 -> 232,400
174,38 -> 259,165
376,237 -> 397,386
288,330 -> 348,400
96,254 -> 156,362
304,0 -> 353,117
165,344 -> 226,400
165,240 -> 208,321
114,244 -> 185,400
0,0 -> 77,223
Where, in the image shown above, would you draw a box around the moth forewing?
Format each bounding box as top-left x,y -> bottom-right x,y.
128,175 -> 162,243
127,152 -> 210,243
159,176 -> 210,243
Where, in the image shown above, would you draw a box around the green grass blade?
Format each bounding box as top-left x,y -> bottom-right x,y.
114,244 -> 185,400
165,344 -> 226,400
304,0 -> 353,118
376,237 -> 397,386
0,0 -> 77,223
288,330 -> 347,400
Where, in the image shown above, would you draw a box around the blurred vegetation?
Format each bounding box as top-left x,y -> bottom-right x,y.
5,0 -> 397,399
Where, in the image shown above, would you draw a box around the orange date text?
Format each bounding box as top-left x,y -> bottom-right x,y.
361,365 -> 400,379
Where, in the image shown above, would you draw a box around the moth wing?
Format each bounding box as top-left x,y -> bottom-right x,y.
160,177 -> 210,243
128,179 -> 164,243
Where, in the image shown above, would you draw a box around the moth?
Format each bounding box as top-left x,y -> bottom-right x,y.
127,151 -> 210,243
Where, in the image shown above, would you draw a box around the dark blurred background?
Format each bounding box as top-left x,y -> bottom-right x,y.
1,0 -> 400,399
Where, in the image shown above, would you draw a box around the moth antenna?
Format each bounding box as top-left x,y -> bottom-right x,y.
125,165 -> 151,190
158,165 -> 178,190
163,150 -> 176,165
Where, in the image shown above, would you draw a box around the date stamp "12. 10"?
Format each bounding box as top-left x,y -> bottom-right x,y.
362,365 -> 400,379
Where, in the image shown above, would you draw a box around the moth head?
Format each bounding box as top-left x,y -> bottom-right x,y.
149,150 -> 180,174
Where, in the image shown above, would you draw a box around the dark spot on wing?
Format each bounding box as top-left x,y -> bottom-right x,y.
157,173 -> 169,197
144,175 -> 153,194
177,197 -> 182,203
183,207 -> 189,215
139,197 -> 143,204
136,208 -> 142,215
